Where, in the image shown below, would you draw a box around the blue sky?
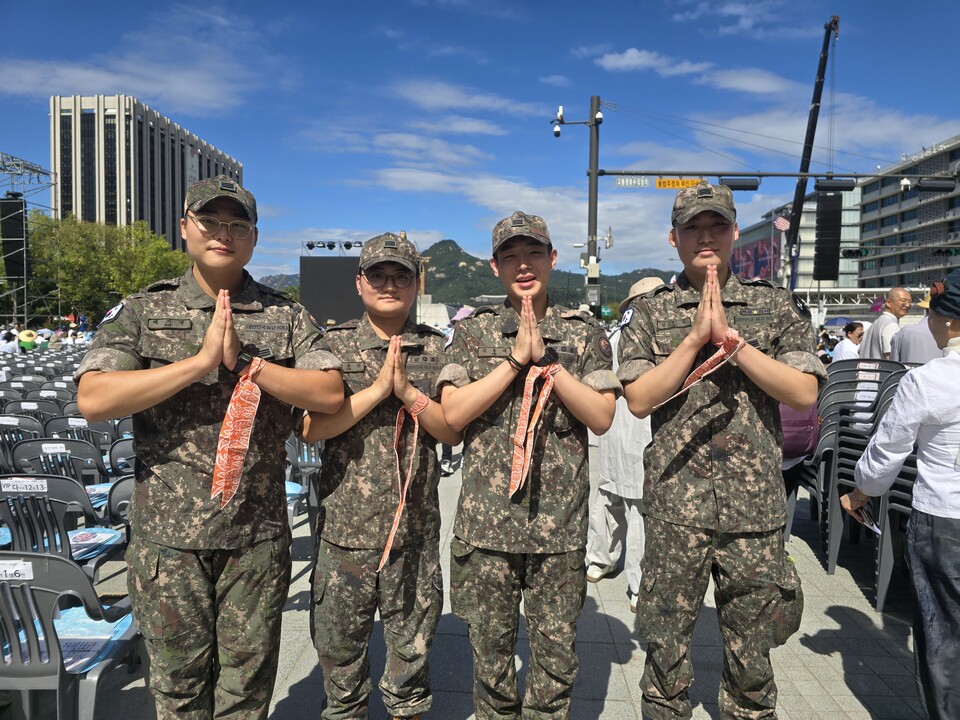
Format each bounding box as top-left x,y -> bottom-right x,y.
3,0 -> 960,280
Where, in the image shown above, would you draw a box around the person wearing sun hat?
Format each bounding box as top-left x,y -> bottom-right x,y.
843,269 -> 960,718
891,290 -> 941,364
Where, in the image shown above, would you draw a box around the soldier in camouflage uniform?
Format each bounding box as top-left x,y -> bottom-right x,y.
617,181 -> 826,720
438,211 -> 621,719
76,176 -> 345,720
301,233 -> 462,720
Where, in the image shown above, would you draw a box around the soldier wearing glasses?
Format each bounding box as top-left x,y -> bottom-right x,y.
76,176 -> 344,720
302,232 -> 461,720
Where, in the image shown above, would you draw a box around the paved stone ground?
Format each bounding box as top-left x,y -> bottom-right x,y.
14,454 -> 926,720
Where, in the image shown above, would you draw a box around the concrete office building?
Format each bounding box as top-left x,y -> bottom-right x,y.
735,188 -> 861,290
857,134 -> 960,289
49,95 -> 242,250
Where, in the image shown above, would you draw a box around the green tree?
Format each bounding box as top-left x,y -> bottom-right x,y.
23,213 -> 191,324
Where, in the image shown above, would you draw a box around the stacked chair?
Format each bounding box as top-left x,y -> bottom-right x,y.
0,346 -> 144,718
805,356 -> 921,612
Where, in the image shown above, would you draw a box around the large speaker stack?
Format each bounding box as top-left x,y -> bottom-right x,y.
0,194 -> 31,280
813,192 -> 843,282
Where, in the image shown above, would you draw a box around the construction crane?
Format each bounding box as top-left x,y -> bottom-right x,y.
783,15 -> 840,291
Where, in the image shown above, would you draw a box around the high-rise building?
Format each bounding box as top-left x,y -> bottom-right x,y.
49,95 -> 242,251
735,188 -> 861,290
856,135 -> 960,289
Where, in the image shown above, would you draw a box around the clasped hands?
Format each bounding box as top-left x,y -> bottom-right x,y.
687,265 -> 732,349
510,296 -> 546,366
372,335 -> 421,408
199,289 -> 243,372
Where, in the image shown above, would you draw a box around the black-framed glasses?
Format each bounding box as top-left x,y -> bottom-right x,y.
361,269 -> 416,289
187,213 -> 255,240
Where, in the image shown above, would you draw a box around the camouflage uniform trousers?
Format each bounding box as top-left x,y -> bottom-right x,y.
449,537 -> 587,720
310,537 -> 443,719
636,517 -> 803,720
125,532 -> 292,720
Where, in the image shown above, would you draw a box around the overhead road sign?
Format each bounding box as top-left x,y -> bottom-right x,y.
616,177 -> 649,188
655,178 -> 700,190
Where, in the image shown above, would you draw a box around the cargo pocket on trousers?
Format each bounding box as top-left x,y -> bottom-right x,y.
770,555 -> 804,646
448,536 -> 480,624
634,570 -> 666,640
125,536 -> 162,641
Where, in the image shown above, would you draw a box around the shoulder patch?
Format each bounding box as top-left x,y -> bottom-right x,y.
595,334 -> 612,359
98,303 -> 124,328
620,307 -> 635,327
790,293 -> 811,319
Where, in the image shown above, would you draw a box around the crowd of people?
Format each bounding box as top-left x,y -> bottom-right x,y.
64,174 -> 955,720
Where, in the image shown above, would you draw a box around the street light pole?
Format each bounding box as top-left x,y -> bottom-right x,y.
552,96 -> 604,317
585,95 -> 602,317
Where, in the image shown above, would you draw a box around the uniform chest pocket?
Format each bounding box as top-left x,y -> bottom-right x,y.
340,361 -> 372,392
139,332 -> 197,365
652,329 -> 689,360
405,355 -> 441,395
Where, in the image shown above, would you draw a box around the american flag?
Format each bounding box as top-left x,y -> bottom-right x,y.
773,215 -> 790,232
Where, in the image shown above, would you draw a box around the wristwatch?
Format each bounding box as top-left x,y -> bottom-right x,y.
534,346 -> 559,367
231,344 -> 265,375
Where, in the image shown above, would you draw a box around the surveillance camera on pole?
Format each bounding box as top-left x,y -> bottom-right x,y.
900,177 -> 912,191
553,124 -> 561,138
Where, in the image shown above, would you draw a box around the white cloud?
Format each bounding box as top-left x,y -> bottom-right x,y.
409,115 -> 509,136
393,80 -> 545,116
540,75 -> 571,88
696,68 -> 799,95
0,5 -> 280,116
595,48 -> 712,76
671,0 -> 818,40
570,44 -> 611,59
372,133 -> 490,166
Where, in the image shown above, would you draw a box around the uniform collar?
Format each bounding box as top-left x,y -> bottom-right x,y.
179,267 -> 262,311
674,269 -> 750,307
497,296 -> 558,338
356,313 -> 423,351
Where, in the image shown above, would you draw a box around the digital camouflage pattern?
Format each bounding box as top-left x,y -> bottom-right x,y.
491,211 -> 551,254
358,232 -> 420,273
125,534 -> 291,720
75,267 -> 341,549
183,174 -> 258,223
617,272 -> 826,533
311,539 -> 442,719
317,315 -> 447,550
636,517 -> 803,720
449,538 -> 586,720
438,299 -> 621,553
671,180 -> 736,226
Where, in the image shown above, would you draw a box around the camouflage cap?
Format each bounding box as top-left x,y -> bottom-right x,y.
359,232 -> 420,273
184,175 -> 257,223
492,211 -> 551,254
671,180 -> 736,226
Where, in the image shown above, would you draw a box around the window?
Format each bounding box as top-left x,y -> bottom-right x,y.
882,194 -> 899,208
59,113 -> 73,216
863,180 -> 880,195
80,109 -> 97,222
104,114 -> 117,225
863,200 -> 879,213
900,208 -> 918,222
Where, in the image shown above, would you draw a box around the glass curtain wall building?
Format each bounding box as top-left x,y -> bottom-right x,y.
49,95 -> 242,250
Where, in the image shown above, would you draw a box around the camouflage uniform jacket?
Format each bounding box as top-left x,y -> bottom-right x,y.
438,299 -> 621,553
317,315 -> 447,550
75,267 -> 340,549
617,272 -> 826,534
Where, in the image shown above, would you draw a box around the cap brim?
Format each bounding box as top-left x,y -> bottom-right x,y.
360,255 -> 418,273
493,232 -> 550,253
187,196 -> 254,221
673,203 -> 736,226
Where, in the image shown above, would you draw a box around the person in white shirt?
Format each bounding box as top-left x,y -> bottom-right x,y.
0,331 -> 18,354
831,322 -> 863,361
842,270 -> 960,720
891,292 -> 941,365
859,287 -> 911,359
585,278 -> 659,612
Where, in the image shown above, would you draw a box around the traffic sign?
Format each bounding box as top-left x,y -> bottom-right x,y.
615,177 -> 649,188
655,178 -> 701,189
